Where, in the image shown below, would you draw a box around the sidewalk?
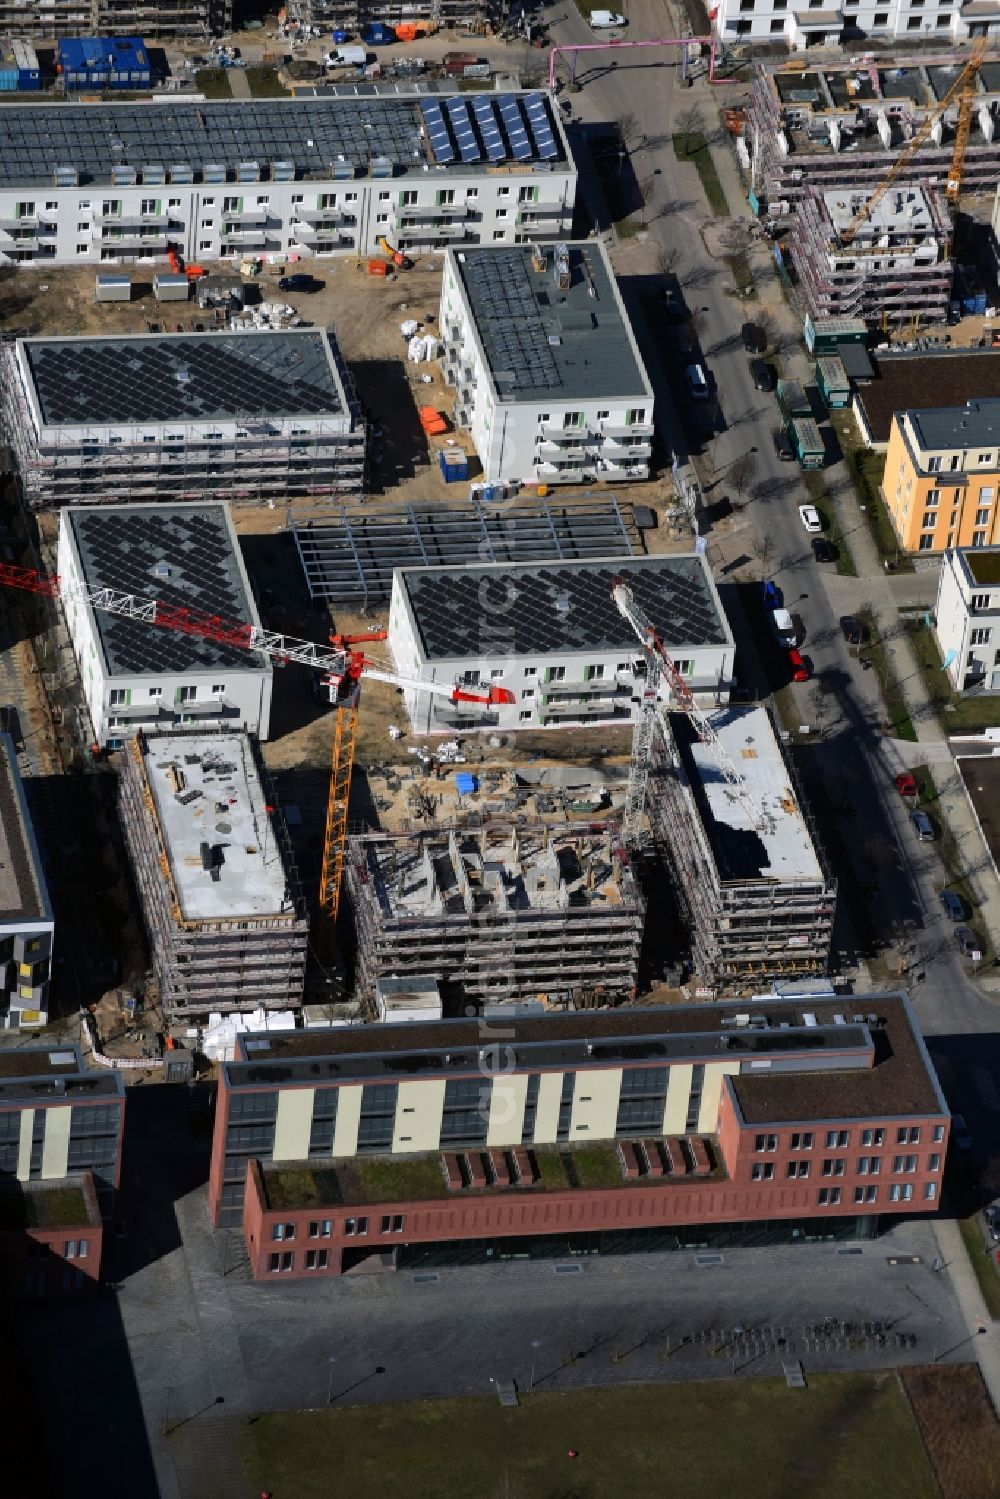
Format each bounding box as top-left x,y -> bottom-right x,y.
934,1213 -> 1000,1413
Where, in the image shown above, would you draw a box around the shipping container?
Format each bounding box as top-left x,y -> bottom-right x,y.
95,273 -> 131,302
0,67 -> 17,92
776,377 -> 811,422
790,416 -> 825,470
816,355 -> 850,409
57,36 -> 150,91
153,273 -> 190,301
12,41 -> 41,90
361,21 -> 395,44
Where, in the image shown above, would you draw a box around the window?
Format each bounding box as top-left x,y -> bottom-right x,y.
786,1160 -> 809,1178
928,1153 -> 941,1172
973,531 -> 989,548
272,1222 -> 295,1241
889,1183 -> 913,1203
547,666 -> 566,682
891,1155 -> 918,1174
873,11 -> 888,23
305,1249 -> 329,1270
751,1161 -> 774,1181
919,535 -> 936,551
108,688 -> 129,707
789,1131 -> 813,1150
906,15 -> 921,25
308,1219 -> 332,1238
379,1215 -> 405,1234
211,683 -> 226,696
267,1251 -> 294,1272
921,512 -> 937,531
817,1187 -> 841,1206
64,1240 -> 78,1258
770,16 -> 784,28
924,1182 -> 937,1201
971,628 -> 992,646
825,1130 -> 849,1149
926,488 -> 940,506
977,509 -> 993,528
519,710 -> 532,722
177,685 -> 197,703
147,687 -> 162,700
754,1134 -> 778,1152
861,1128 -> 884,1147
933,1124 -> 945,1143
896,1126 -> 920,1144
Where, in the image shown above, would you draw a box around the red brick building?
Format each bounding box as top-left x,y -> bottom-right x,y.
208,992 -> 950,1280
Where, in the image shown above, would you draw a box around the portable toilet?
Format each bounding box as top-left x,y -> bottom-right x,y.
153,272 -> 190,301
439,448 -> 468,483
95,273 -> 131,303
455,772 -> 479,795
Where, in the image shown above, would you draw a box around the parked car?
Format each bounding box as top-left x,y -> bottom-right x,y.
798,504 -> 822,533
788,647 -> 810,683
940,890 -> 964,922
663,291 -> 685,323
895,770 -> 917,798
952,1113 -> 972,1149
278,273 -> 322,293
774,428 -> 794,462
811,536 -> 836,563
750,357 -> 775,392
685,363 -> 710,400
910,809 -> 935,842
984,1203 -> 1000,1241
762,580 -> 782,609
741,321 -> 765,353
955,925 -> 982,960
839,615 -> 864,646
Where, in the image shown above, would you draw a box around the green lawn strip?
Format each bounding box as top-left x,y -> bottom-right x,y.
853,608 -> 917,741
194,68 -> 231,98
0,1185 -> 88,1230
905,617 -> 1000,734
802,474 -> 858,577
959,1214 -> 1000,1319
726,251 -> 756,300
248,1375 -> 938,1499
245,66 -> 289,97
671,132 -> 729,217
908,763 -> 993,961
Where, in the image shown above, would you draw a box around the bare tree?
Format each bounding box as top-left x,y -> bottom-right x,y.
719,217 -> 752,257
673,104 -> 704,154
755,307 -> 778,351
728,450 -> 758,509
750,529 -> 774,578
617,111 -> 640,151
656,243 -> 680,279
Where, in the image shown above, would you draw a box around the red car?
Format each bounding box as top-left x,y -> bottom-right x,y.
895,771 -> 917,799
788,647 -> 810,683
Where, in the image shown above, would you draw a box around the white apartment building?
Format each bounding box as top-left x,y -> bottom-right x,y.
715,0 -> 994,48
58,502 -> 273,750
0,92 -> 574,270
388,555 -> 735,734
935,545 -> 1000,692
440,241 -> 654,487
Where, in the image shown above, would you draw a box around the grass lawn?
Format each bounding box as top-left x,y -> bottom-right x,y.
958,1213 -> 1000,1319
0,1185 -> 89,1230
802,473 -> 858,577
902,1363 -> 1000,1498
855,609 -> 917,741
194,68 -> 231,98
908,763 -> 988,932
905,618 -> 1000,734
248,1375 -> 939,1499
671,132 -> 729,217
726,251 -> 757,301
245,65 -> 289,97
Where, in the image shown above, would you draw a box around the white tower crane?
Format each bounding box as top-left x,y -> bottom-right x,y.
611,578 -> 769,844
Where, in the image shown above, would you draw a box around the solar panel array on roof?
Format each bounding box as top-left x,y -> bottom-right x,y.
67,505 -> 259,675
0,95 -> 564,188
293,498 -> 634,603
418,92 -> 561,168
23,331 -> 344,426
461,249 -> 561,392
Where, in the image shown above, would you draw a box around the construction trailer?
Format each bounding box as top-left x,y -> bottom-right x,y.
344,825 -> 646,1009
789,182 -> 953,328
0,327 -> 366,509
118,730 -> 308,1019
646,707 -> 837,995
0,0 -> 231,40
748,53 -> 1000,214
816,356 -> 850,409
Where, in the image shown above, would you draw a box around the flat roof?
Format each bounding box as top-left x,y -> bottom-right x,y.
398,555 -> 730,661
856,350 -> 1000,444
910,398 -> 1000,452
0,733 -> 50,924
824,184 -> 936,238
674,707 -> 824,884
961,548 -> 1000,586
64,502 -> 267,677
0,1043 -> 122,1101
141,733 -> 294,923
21,329 -> 344,428
226,993 -> 944,1121
450,242 -> 649,402
0,92 -> 566,189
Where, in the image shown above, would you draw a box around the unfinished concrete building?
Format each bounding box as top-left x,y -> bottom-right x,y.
0,0 -> 230,41
345,826 -> 645,1009
792,182 -> 953,325
118,731 -> 308,1019
647,707 -> 836,995
289,0 -> 497,35
0,329 -> 365,510
747,55 -> 1000,217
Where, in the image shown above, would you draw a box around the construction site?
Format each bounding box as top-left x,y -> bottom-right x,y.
0,0 -> 230,41
0,327 -> 366,510
748,45 -> 996,324
646,707 -> 837,996
287,0 -> 498,37
117,729 -> 309,1019
344,823 -> 645,1010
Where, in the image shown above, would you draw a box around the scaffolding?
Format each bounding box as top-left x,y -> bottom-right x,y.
288,0 -> 499,34
118,730 -> 309,1018
0,0 -> 231,40
646,710 -> 836,995
0,337 -> 367,511
344,824 -> 645,1008
790,181 -> 953,327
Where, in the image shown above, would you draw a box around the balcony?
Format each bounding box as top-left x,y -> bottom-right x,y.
92,210 -> 170,227
220,227 -> 268,244
602,439 -> 652,459
600,461 -> 649,480
539,425 -> 594,444
294,206 -> 348,225
393,203 -> 470,223
99,232 -> 169,251
601,420 -> 654,438
515,204 -> 568,225
217,206 -> 268,224
0,215 -> 36,230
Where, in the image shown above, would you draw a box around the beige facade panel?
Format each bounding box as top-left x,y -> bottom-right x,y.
487,1072 -> 529,1148
533,1071 -> 565,1145
40,1103 -> 71,1180
393,1078 -> 447,1154
697,1061 -> 741,1135
663,1063 -> 693,1136
332,1083 -> 363,1158
569,1067 -> 622,1142
17,1106 -> 33,1182
272,1087 -> 315,1163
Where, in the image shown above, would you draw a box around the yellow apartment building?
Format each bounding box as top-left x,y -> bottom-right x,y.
883,399 -> 1000,554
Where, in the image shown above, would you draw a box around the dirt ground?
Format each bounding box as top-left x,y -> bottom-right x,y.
899,1364 -> 1000,1499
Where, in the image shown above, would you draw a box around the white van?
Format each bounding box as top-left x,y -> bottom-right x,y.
326,45 -> 367,66
590,10 -> 626,28
685,363 -> 709,400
